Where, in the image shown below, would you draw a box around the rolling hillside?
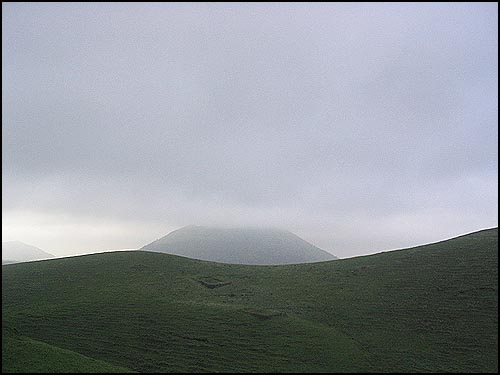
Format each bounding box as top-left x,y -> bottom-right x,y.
3,327 -> 134,373
141,226 -> 337,264
2,228 -> 498,373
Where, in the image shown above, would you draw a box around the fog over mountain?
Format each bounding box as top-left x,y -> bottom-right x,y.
2,241 -> 54,263
141,226 -> 337,264
2,3 -> 498,258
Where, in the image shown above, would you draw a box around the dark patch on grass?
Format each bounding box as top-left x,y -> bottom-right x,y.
244,308 -> 286,320
457,286 -> 497,294
174,334 -> 209,343
130,264 -> 148,272
197,280 -> 232,289
195,276 -> 232,289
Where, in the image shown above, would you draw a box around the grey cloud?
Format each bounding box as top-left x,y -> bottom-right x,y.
2,3 -> 497,257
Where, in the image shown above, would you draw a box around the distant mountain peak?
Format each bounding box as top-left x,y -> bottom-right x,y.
142,226 -> 337,265
2,241 -> 54,263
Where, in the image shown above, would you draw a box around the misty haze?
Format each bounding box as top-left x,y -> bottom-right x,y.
2,2 -> 498,373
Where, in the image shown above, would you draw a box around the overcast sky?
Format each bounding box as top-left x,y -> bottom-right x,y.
2,2 -> 498,258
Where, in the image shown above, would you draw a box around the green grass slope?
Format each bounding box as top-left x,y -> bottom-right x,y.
2,228 -> 497,372
2,327 -> 134,373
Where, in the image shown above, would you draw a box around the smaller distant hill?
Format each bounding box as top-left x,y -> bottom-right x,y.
2,241 -> 54,264
141,226 -> 337,265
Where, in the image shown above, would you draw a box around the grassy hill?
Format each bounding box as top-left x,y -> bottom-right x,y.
2,228 -> 497,372
3,326 -> 134,373
141,226 -> 337,264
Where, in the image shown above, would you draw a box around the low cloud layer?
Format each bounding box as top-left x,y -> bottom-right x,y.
2,3 -> 498,257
